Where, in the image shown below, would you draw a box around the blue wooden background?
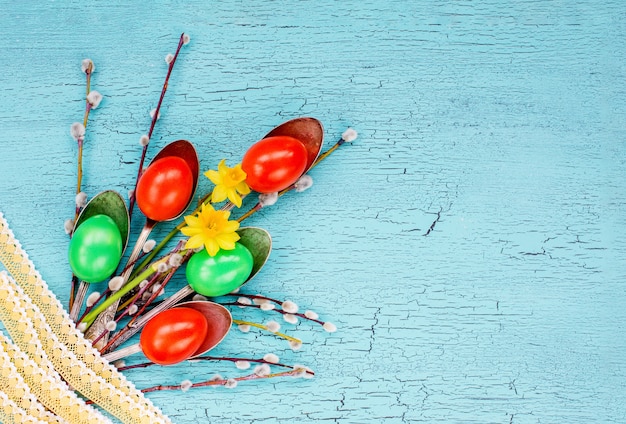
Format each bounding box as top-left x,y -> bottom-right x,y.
1,1 -> 625,423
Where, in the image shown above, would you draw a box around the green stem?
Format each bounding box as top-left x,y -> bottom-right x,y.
130,223 -> 183,280
81,262 -> 161,327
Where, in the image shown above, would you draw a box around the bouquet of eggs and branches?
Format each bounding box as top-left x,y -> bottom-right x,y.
64,33 -> 356,395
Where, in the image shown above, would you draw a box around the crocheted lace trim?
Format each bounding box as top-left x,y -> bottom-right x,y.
0,212 -> 172,424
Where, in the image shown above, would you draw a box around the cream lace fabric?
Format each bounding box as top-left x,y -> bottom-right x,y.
0,212 -> 173,424
0,332 -> 66,424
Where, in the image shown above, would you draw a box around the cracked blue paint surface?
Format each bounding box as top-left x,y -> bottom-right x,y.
0,0 -> 625,422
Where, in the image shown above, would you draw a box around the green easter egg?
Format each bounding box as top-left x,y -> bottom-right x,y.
69,214 -> 123,283
186,242 -> 254,297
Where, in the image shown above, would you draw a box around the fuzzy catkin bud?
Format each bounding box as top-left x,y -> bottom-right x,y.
168,253 -> 184,267
258,192 -> 278,207
86,90 -> 103,109
294,175 -> 313,192
281,300 -> 299,314
293,365 -> 314,379
263,353 -> 279,364
151,283 -> 162,294
180,380 -> 193,392
289,340 -> 303,351
157,262 -> 169,273
81,59 -> 94,73
254,364 -> 271,376
235,360 -> 251,370
341,127 -> 358,142
70,122 -> 85,142
165,53 -> 175,64
323,322 -> 337,333
64,218 -> 75,235
128,304 -> 139,315
238,324 -> 251,333
139,135 -> 150,146
108,276 -> 124,291
142,239 -> 156,253
224,379 -> 238,389
182,34 -> 191,45
86,292 -> 101,307
260,303 -> 275,311
192,294 -> 208,302
304,310 -> 319,320
75,192 -> 88,209
237,297 -> 252,307
284,314 -> 298,324
105,321 -> 117,331
266,321 -> 280,333
292,367 -> 308,378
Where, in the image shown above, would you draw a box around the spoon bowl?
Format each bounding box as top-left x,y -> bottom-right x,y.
152,139 -> 201,208
69,190 -> 129,320
264,117 -> 324,172
178,300 -> 232,357
136,139 -> 200,223
237,227 -> 272,285
73,190 -> 130,251
103,301 -> 232,364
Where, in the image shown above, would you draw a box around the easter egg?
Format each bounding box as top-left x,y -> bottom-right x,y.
241,136 -> 308,193
186,243 -> 254,297
140,307 -> 208,365
136,156 -> 194,221
68,214 -> 123,283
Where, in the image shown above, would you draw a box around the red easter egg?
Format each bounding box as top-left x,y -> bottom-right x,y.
136,156 -> 193,221
140,307 -> 208,365
241,136 -> 308,193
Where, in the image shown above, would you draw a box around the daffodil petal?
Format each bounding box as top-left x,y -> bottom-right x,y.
219,230 -> 240,243
217,237 -> 237,251
181,227 -> 202,237
211,185 -> 228,203
185,235 -> 205,249
223,220 -> 240,233
236,182 -> 251,195
227,190 -> 242,208
183,214 -> 202,227
178,193 -> 242,259
204,169 -> 221,185
205,239 -> 220,257
201,203 -> 217,214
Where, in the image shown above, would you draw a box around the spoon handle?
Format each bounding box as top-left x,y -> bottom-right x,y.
84,220 -> 156,348
121,220 -> 156,281
69,280 -> 89,321
102,343 -> 142,362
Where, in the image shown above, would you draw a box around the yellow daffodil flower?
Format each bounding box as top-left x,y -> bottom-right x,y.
180,203 -> 240,256
205,159 -> 250,208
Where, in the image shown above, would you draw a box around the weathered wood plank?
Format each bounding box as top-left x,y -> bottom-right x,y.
0,0 -> 624,422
